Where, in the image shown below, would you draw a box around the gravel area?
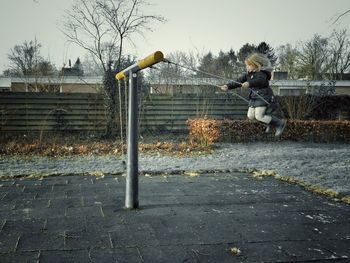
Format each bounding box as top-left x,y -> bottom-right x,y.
0,141 -> 349,195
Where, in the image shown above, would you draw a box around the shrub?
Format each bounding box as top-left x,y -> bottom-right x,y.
187,119 -> 222,146
187,119 -> 350,144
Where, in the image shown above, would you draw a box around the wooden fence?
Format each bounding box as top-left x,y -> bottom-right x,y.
0,93 -> 106,132
140,93 -> 247,132
0,92 -> 248,133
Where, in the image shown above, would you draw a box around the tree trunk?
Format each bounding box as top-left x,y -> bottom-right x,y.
103,62 -> 117,138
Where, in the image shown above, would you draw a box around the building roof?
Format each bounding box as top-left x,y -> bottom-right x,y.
0,76 -> 103,86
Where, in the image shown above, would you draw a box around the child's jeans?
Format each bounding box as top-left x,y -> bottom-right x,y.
247,106 -> 272,124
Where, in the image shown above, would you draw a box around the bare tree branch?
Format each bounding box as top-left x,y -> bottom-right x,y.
332,9 -> 350,24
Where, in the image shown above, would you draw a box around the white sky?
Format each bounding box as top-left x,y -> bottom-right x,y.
0,0 -> 349,73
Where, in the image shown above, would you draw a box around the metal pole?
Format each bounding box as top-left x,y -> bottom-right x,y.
116,51 -> 164,209
125,71 -> 139,209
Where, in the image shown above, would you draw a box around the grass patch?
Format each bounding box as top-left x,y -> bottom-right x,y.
248,168 -> 349,205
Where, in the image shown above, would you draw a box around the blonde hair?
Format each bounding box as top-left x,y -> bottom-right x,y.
245,53 -> 271,71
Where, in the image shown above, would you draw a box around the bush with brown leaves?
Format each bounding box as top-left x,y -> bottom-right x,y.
187,119 -> 222,146
187,119 -> 350,144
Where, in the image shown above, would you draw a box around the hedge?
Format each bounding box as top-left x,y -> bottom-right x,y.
187,119 -> 350,145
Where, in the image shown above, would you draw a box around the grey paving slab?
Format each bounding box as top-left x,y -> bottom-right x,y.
89,247 -> 142,263
63,230 -> 111,250
1,218 -> 46,234
0,232 -> 20,253
0,251 -> 39,263
39,249 -> 91,263
109,223 -> 160,248
16,231 -> 64,251
139,245 -> 192,263
45,216 -> 86,232
0,172 -> 349,263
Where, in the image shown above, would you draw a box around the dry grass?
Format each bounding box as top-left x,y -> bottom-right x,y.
0,133 -> 213,157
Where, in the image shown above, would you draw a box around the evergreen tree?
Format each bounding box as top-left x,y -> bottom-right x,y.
257,42 -> 277,66
237,43 -> 256,63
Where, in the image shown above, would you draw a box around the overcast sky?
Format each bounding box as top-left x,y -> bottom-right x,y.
0,0 -> 349,73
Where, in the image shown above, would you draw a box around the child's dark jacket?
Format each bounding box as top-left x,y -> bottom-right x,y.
226,69 -> 273,107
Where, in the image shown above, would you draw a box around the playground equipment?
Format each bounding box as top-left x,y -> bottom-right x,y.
116,51 -> 273,209
116,51 -> 164,209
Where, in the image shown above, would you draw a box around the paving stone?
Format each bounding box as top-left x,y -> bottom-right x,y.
81,182 -> 122,193
0,251 -> 39,263
122,206 -> 177,220
139,245 -> 192,263
238,222 -> 317,243
138,194 -> 179,206
50,184 -> 82,196
2,192 -> 36,202
13,199 -> 49,210
22,185 -> 53,194
45,216 -> 86,232
40,177 -> 68,186
65,205 -> 103,217
1,218 -> 45,234
183,244 -> 248,263
84,193 -> 124,206
89,247 -> 142,263
0,233 -> 20,253
48,197 -> 84,209
148,217 -> 203,246
109,223 -> 160,247
318,239 -> 350,259
16,231 -> 64,251
225,241 -> 296,262
0,180 -> 16,187
305,222 -> 350,240
85,216 -> 125,233
63,230 -> 111,250
0,210 -> 9,220
8,207 -> 65,220
39,249 -> 90,263
100,203 -> 128,217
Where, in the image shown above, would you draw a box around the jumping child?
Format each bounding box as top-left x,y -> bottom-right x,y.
220,53 -> 286,137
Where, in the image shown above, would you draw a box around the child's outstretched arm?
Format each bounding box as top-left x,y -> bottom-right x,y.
220,74 -> 247,91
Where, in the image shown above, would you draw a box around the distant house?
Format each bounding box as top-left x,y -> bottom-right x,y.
148,77 -> 350,96
60,58 -> 84,77
1,71 -> 350,95
270,80 -> 350,96
0,76 -> 103,93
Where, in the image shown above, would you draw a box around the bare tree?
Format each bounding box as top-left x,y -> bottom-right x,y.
328,29 -> 350,79
146,51 -> 198,94
61,0 -> 117,73
6,38 -> 56,76
296,34 -> 330,80
61,0 -> 164,137
98,0 -> 164,69
4,38 -> 57,92
276,44 -> 299,79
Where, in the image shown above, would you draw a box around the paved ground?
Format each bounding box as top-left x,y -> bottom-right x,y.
0,172 -> 349,263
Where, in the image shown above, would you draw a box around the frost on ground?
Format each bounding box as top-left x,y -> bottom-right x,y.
0,141 -> 349,195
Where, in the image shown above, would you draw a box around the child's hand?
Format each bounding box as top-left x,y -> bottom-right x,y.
241,82 -> 250,88
220,85 -> 228,91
